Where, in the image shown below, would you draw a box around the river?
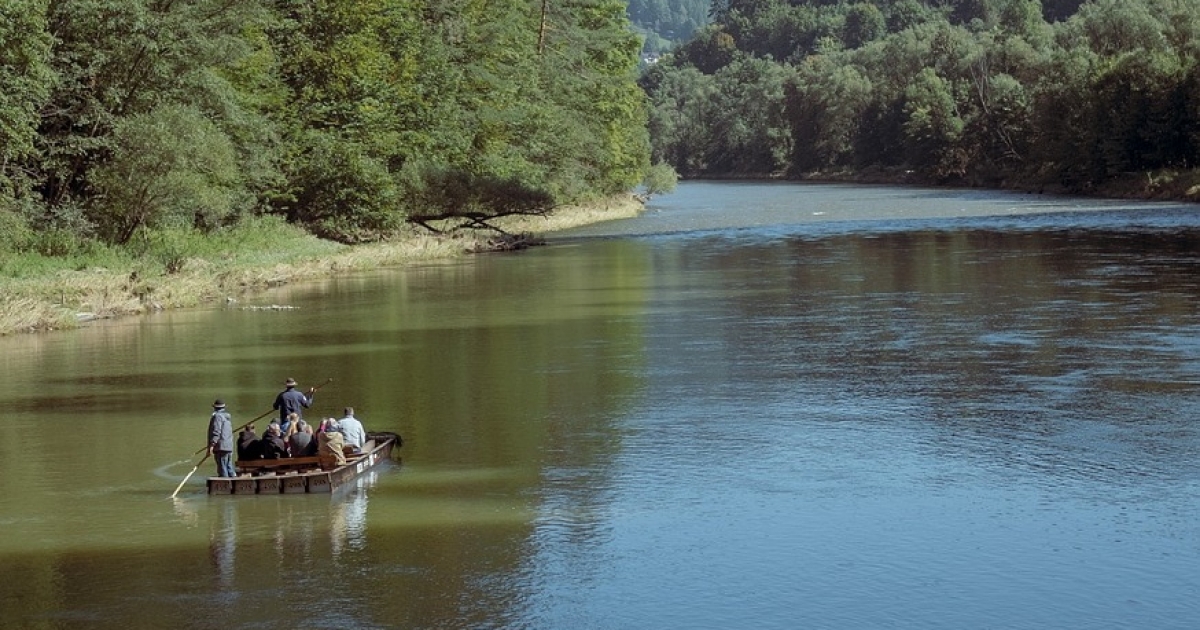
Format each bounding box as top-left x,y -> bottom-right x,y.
2,181 -> 1199,629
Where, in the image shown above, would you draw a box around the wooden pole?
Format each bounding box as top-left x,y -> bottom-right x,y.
191,378 -> 335,455
169,452 -> 211,499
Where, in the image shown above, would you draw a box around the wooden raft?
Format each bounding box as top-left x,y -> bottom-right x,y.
206,436 -> 397,495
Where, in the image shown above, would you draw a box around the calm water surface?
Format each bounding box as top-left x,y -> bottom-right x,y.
3,181 -> 1200,629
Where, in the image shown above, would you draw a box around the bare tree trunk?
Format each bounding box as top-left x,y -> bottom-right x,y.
538,0 -> 549,54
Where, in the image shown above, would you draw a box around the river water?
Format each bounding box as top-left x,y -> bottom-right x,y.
3,181 -> 1200,629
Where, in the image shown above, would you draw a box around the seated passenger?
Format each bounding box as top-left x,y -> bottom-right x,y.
259,422 -> 289,459
288,419 -> 317,457
337,407 -> 367,453
281,412 -> 299,441
237,425 -> 260,462
317,419 -> 347,468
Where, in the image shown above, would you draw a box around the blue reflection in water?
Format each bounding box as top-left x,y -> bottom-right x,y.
524,184 -> 1200,629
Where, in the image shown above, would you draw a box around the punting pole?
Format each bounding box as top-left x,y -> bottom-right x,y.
191,378 -> 335,456
170,452 -> 211,499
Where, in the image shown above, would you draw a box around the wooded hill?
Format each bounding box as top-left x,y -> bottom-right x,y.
0,0 -> 652,253
641,0 -> 1200,196
627,0 -> 711,53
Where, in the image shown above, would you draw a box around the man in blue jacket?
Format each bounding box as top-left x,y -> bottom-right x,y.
273,377 -> 314,426
207,399 -> 235,478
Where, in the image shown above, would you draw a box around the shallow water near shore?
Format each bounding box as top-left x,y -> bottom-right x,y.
3,181 -> 1200,629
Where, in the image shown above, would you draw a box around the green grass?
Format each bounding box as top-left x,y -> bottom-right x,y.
0,196 -> 643,336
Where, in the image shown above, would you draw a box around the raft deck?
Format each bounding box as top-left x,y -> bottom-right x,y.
206,433 -> 399,495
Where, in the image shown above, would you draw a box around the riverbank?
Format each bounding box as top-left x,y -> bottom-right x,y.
789,166 -> 1200,203
0,195 -> 644,336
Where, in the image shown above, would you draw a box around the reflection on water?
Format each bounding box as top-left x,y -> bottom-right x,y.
172,470 -> 380,565
2,182 -> 1200,629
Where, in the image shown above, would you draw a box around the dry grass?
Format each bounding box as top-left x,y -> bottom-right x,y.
0,296 -> 76,333
0,195 -> 643,336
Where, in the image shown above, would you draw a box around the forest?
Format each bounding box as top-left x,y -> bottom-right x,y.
641,0 -> 1200,196
0,0 -> 655,256
627,0 -> 711,53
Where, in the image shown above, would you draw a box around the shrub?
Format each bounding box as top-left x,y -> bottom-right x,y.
90,104 -> 243,244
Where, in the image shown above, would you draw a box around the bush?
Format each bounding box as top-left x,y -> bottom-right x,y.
90,104 -> 243,244
285,132 -> 401,243
641,161 -> 679,197
129,228 -> 196,275
0,204 -> 32,254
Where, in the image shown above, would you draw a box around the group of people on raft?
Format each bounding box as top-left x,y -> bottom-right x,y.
206,377 -> 368,478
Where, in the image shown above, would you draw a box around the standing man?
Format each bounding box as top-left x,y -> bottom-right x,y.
338,407 -> 367,453
274,377 -> 314,425
207,399 -> 236,478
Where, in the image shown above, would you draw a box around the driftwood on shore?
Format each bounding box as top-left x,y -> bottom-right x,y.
467,232 -> 546,253
407,204 -> 553,253
407,207 -> 552,236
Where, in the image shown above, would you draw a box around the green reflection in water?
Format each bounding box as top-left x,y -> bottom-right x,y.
0,240 -> 651,628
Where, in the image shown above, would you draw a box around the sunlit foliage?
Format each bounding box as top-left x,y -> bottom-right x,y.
6,0 -> 652,249
642,0 -> 1200,191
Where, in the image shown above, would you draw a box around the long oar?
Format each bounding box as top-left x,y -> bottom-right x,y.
190,378 -> 335,456
170,451 -> 211,499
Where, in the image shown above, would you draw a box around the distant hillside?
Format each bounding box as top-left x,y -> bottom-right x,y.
627,0 -> 1086,55
628,0 -> 710,52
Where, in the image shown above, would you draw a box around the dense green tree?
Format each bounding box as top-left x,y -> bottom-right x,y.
1091,52 -> 1190,175
948,0 -> 994,27
885,0 -> 935,32
1070,0 -> 1166,56
903,68 -> 966,178
707,55 -> 795,173
728,3 -> 828,63
286,131 -> 400,241
673,25 -> 739,74
997,0 -> 1049,42
643,65 -> 718,174
641,0 -> 1200,192
35,0 -> 274,238
536,0 -> 651,195
842,3 -> 886,49
90,105 -> 243,244
0,0 -> 53,201
789,57 -> 872,170
1025,43 -> 1098,187
1,0 -> 655,251
264,0 -> 429,228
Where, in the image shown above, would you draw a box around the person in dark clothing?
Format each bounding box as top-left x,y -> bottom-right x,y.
237,425 -> 261,462
288,419 -> 317,457
273,377 -> 314,424
259,422 -> 289,459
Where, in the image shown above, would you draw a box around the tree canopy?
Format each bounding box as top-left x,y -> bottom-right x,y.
641,0 -> 1200,194
0,0 -> 652,252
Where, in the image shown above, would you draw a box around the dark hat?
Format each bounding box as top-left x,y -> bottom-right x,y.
284,377 -> 297,387
213,399 -> 226,409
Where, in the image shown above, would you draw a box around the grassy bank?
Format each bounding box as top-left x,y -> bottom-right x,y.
0,195 -> 643,336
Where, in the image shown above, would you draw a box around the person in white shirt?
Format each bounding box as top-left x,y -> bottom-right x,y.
338,407 -> 367,452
